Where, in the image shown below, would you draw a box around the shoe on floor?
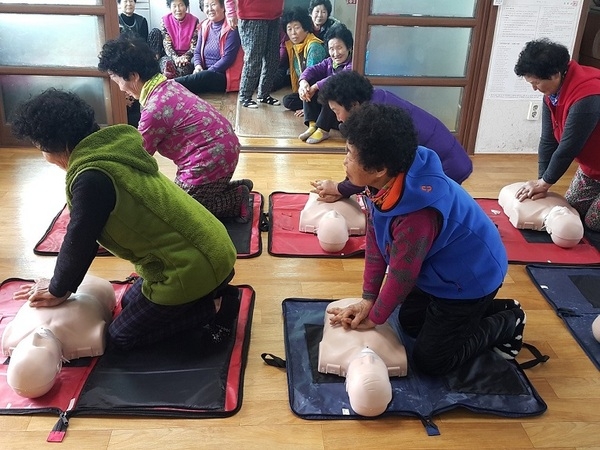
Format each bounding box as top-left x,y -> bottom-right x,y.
240,97 -> 258,108
258,95 -> 280,106
235,185 -> 251,224
306,129 -> 330,144
299,125 -> 317,141
493,307 -> 526,360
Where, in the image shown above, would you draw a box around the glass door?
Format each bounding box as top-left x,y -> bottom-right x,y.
353,0 -> 498,153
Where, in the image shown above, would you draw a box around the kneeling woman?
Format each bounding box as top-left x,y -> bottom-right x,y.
11,89 -> 239,350
99,35 -> 253,223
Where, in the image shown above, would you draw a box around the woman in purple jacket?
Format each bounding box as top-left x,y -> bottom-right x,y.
298,23 -> 353,144
312,71 -> 473,201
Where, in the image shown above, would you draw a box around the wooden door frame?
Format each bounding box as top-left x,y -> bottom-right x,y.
0,3 -> 126,147
352,0 -> 496,154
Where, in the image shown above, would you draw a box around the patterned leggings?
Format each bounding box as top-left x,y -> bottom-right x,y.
565,167 -> 600,231
176,176 -> 246,219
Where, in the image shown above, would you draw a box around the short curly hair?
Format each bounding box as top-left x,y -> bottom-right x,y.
319,70 -> 372,109
167,0 -> 189,8
98,34 -> 160,82
308,0 -> 332,16
344,103 -> 417,177
11,88 -> 99,153
324,22 -> 353,49
514,38 -> 570,79
282,7 -> 314,33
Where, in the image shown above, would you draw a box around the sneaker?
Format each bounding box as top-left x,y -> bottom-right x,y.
299,125 -> 317,141
494,307 -> 526,360
235,185 -> 251,224
306,129 -> 330,144
240,97 -> 258,108
258,95 -> 280,106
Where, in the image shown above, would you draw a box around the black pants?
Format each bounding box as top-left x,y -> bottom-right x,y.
176,70 -> 227,95
399,287 -> 516,375
303,91 -> 339,131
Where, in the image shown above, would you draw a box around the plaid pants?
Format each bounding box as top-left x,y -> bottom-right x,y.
109,271 -> 234,350
176,176 -> 245,218
565,167 -> 600,231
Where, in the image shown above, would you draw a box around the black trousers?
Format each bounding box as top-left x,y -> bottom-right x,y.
176,70 -> 227,95
398,287 -> 516,375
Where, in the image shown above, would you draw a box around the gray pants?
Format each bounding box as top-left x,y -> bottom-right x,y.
238,18 -> 280,99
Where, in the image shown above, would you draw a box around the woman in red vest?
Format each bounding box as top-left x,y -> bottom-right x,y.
176,0 -> 243,94
514,38 -> 600,232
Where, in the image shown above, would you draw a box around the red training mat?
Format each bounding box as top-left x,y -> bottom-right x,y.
476,198 -> 600,265
268,192 -> 366,258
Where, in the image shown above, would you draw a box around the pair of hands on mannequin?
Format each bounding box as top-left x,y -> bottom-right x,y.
298,80 -> 318,102
310,179 -> 343,203
327,298 -> 377,330
516,178 -> 552,202
12,278 -> 70,308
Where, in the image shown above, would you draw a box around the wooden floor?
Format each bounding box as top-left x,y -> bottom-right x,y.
1,146 -> 600,449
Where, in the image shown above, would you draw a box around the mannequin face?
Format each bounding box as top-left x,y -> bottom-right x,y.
345,348 -> 392,417
544,205 -> 583,248
286,21 -> 309,44
7,328 -> 63,398
317,210 -> 349,252
523,73 -> 562,96
119,0 -> 136,16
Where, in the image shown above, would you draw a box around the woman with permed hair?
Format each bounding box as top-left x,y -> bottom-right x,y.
513,38 -> 600,232
98,35 -> 253,223
10,88 -> 239,351
311,71 -> 472,202
280,6 -> 327,113
308,0 -> 339,42
297,23 -> 353,144
326,103 -> 521,375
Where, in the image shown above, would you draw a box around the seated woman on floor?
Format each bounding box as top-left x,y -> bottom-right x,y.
98,35 -> 253,223
308,0 -> 340,42
148,0 -> 199,78
176,0 -> 243,95
297,23 -> 353,144
279,6 -> 328,115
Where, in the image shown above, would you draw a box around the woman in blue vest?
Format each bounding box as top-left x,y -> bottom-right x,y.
326,103 -> 523,375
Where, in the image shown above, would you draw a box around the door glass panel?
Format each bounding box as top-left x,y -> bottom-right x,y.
371,0 -> 476,18
366,26 -> 471,77
375,85 -> 463,133
2,75 -> 108,125
0,14 -> 104,68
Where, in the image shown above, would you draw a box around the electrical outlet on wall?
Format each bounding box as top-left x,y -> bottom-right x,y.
527,102 -> 541,121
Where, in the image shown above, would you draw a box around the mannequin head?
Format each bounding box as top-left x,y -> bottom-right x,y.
592,315 -> 600,343
544,206 -> 584,248
345,347 -> 392,417
317,210 -> 349,252
7,327 -> 63,398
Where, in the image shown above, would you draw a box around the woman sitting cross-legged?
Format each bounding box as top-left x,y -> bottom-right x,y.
176,0 -> 243,95
98,35 -> 253,223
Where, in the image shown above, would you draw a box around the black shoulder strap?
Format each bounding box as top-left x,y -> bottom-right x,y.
261,352 -> 286,368
519,342 -> 550,369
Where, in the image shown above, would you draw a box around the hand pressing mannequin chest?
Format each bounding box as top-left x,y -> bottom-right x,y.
318,298 -> 408,416
2,275 -> 116,398
498,182 -> 584,248
299,192 -> 366,252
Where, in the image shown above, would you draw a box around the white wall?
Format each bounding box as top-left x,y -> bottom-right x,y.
475,0 -> 585,154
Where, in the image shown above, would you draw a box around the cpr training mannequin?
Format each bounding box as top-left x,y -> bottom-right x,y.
2,275 -> 116,398
318,298 -> 408,417
299,192 -> 366,252
498,182 -> 584,248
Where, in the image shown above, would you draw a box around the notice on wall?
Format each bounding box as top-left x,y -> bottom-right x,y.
485,0 -> 583,100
